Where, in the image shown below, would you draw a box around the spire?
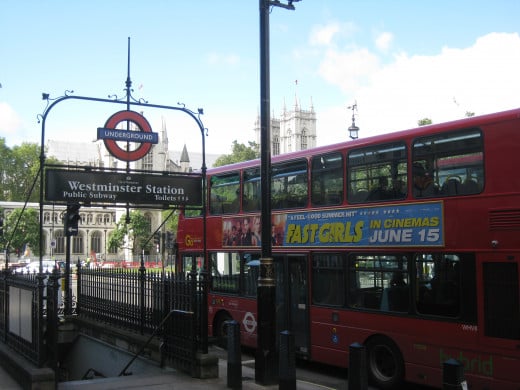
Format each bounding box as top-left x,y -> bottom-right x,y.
161,116 -> 168,146
294,79 -> 300,110
180,144 -> 190,163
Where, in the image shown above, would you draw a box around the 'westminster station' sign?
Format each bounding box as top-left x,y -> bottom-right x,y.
45,169 -> 202,206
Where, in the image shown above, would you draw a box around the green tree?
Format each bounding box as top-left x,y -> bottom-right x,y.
0,140 -> 61,202
465,111 -> 475,117
162,209 -> 179,236
8,143 -> 40,202
4,207 -> 41,258
108,210 -> 153,255
0,138 -> 13,200
213,140 -> 259,167
418,118 -> 433,126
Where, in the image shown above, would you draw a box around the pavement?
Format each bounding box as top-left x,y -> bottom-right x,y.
0,349 -> 352,390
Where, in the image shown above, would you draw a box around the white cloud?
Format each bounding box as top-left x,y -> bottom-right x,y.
309,21 -> 356,47
318,48 -> 380,91
375,32 -> 393,52
315,32 -> 520,144
310,22 -> 341,46
0,102 -> 23,142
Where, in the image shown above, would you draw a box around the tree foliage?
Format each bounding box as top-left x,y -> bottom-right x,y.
162,209 -> 179,235
213,140 -> 259,167
108,210 -> 153,255
0,139 -> 61,202
417,118 -> 433,126
3,207 -> 41,258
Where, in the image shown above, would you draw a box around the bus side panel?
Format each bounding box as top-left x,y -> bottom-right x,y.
309,306 -> 509,388
476,253 -> 520,387
208,293 -> 258,348
309,308 -> 349,367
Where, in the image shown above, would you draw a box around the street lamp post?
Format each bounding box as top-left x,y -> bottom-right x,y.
257,0 -> 300,385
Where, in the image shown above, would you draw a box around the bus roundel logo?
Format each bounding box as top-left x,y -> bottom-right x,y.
242,312 -> 257,333
103,110 -> 153,162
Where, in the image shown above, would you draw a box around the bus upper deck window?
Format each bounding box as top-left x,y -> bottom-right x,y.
210,172 -> 240,215
311,152 -> 344,206
347,142 -> 407,204
412,129 -> 484,198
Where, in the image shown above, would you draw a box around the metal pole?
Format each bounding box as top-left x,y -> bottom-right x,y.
256,0 -> 277,385
64,233 -> 72,315
227,320 -> 242,389
348,342 -> 368,390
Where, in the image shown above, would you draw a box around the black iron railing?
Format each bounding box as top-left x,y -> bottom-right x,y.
0,269 -> 62,367
76,264 -> 208,363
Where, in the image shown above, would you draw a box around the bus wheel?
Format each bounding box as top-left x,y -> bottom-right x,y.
366,336 -> 404,390
214,312 -> 233,348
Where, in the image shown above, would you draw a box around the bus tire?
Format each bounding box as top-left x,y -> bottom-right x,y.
214,312 -> 233,348
366,336 -> 405,390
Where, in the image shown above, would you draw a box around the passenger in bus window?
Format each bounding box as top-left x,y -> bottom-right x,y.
390,271 -> 407,287
413,162 -> 438,197
367,177 -> 390,201
391,178 -> 406,198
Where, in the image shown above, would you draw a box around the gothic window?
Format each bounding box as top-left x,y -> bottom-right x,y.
287,129 -> 292,153
91,231 -> 102,254
142,152 -> 153,171
301,129 -> 307,150
72,233 -> 84,254
55,230 -> 65,254
44,212 -> 50,224
273,136 -> 280,156
104,214 -> 111,224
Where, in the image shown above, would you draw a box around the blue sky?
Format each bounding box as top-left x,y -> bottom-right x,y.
1,0 -> 519,156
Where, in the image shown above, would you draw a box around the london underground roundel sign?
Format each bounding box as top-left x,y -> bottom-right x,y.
101,110 -> 154,162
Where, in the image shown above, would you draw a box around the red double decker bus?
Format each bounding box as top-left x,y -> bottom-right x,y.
176,108 -> 520,389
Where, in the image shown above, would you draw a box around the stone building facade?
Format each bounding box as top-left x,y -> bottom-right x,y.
254,97 -> 317,155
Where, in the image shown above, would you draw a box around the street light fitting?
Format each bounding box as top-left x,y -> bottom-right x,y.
347,102 -> 360,140
269,0 -> 301,11
349,124 -> 359,140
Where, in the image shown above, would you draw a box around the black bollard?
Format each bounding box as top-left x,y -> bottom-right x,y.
279,330 -> 296,390
348,342 -> 368,390
226,320 -> 242,389
443,358 -> 468,390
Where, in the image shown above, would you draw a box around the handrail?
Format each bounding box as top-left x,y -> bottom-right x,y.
118,309 -> 177,376
82,367 -> 106,380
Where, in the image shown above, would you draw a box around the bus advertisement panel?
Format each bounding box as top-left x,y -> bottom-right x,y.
222,202 -> 443,248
